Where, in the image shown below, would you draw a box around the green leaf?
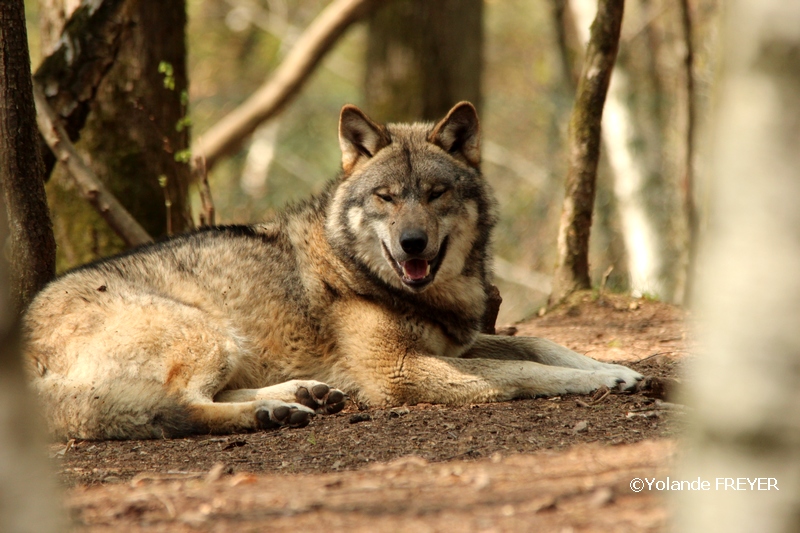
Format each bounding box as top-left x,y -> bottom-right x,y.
175,116 -> 192,132
174,149 -> 192,164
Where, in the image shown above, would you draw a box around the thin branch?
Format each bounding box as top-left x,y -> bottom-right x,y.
33,83 -> 153,248
194,0 -> 383,171
193,156 -> 215,227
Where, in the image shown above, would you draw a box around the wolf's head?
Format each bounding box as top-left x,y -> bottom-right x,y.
326,102 -> 496,296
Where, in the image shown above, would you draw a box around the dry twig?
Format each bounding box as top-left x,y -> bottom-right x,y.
193,155 -> 215,227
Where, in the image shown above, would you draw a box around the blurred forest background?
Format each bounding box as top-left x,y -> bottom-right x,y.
23,0 -> 721,324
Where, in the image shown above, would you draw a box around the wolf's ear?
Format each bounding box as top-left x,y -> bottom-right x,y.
429,102 -> 481,168
339,105 -> 390,174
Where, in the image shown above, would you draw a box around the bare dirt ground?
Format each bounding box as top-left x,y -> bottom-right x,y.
56,292 -> 688,532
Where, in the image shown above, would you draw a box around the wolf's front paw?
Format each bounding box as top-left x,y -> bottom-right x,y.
255,401 -> 315,429
599,363 -> 644,391
295,382 -> 347,415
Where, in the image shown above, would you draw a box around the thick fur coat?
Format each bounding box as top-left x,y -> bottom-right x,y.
23,103 -> 641,440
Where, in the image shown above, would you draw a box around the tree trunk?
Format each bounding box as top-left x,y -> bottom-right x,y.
0,202 -> 63,533
550,0 -> 624,305
0,0 -> 57,312
678,0 -> 699,305
677,2 -> 800,531
34,0 -> 128,180
561,0 -> 691,302
42,0 -> 192,269
0,3 -> 64,530
364,0 -> 483,122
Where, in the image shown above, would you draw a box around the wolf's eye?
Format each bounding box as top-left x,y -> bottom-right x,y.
429,188 -> 446,201
376,192 -> 393,203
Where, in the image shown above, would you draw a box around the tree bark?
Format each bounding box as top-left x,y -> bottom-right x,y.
34,0 -> 128,179
678,1 -> 800,530
0,0 -> 57,312
43,0 -> 192,269
364,0 -> 483,123
550,0 -> 624,305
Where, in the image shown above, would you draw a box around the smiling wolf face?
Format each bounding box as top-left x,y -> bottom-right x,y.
326,103 -> 496,296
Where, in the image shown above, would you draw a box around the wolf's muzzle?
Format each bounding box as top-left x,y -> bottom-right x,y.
382,237 -> 448,290
399,229 -> 428,255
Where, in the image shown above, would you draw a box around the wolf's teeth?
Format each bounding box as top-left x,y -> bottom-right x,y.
426,263 -> 431,276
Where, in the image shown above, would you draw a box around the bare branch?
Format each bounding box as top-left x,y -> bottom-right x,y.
550,0 -> 624,305
33,0 -> 128,179
193,156 -> 215,228
194,0 -> 382,171
33,83 -> 153,248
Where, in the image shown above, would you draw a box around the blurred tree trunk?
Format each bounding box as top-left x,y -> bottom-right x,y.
364,0 -> 483,122
0,0 -> 56,313
550,0 -> 624,305
41,0 -> 192,270
678,2 -> 800,531
678,0 -> 698,305
0,2 -> 64,530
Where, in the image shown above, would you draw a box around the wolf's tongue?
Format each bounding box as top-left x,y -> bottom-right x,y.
402,259 -> 429,280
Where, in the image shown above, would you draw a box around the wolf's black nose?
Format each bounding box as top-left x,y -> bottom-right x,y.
400,229 -> 428,255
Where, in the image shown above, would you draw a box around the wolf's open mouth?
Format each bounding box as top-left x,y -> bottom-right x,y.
382,237 -> 448,289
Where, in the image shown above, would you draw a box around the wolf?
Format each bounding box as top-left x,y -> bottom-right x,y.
23,102 -> 643,440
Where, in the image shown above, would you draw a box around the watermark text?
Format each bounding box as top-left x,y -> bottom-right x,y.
629,477 -> 779,493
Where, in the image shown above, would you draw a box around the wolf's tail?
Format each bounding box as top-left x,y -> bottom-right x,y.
32,374 -> 199,440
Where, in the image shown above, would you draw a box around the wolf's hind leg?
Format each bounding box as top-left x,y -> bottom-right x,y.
215,380 -> 347,415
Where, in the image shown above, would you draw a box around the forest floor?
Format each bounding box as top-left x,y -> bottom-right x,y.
55,292 -> 689,532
